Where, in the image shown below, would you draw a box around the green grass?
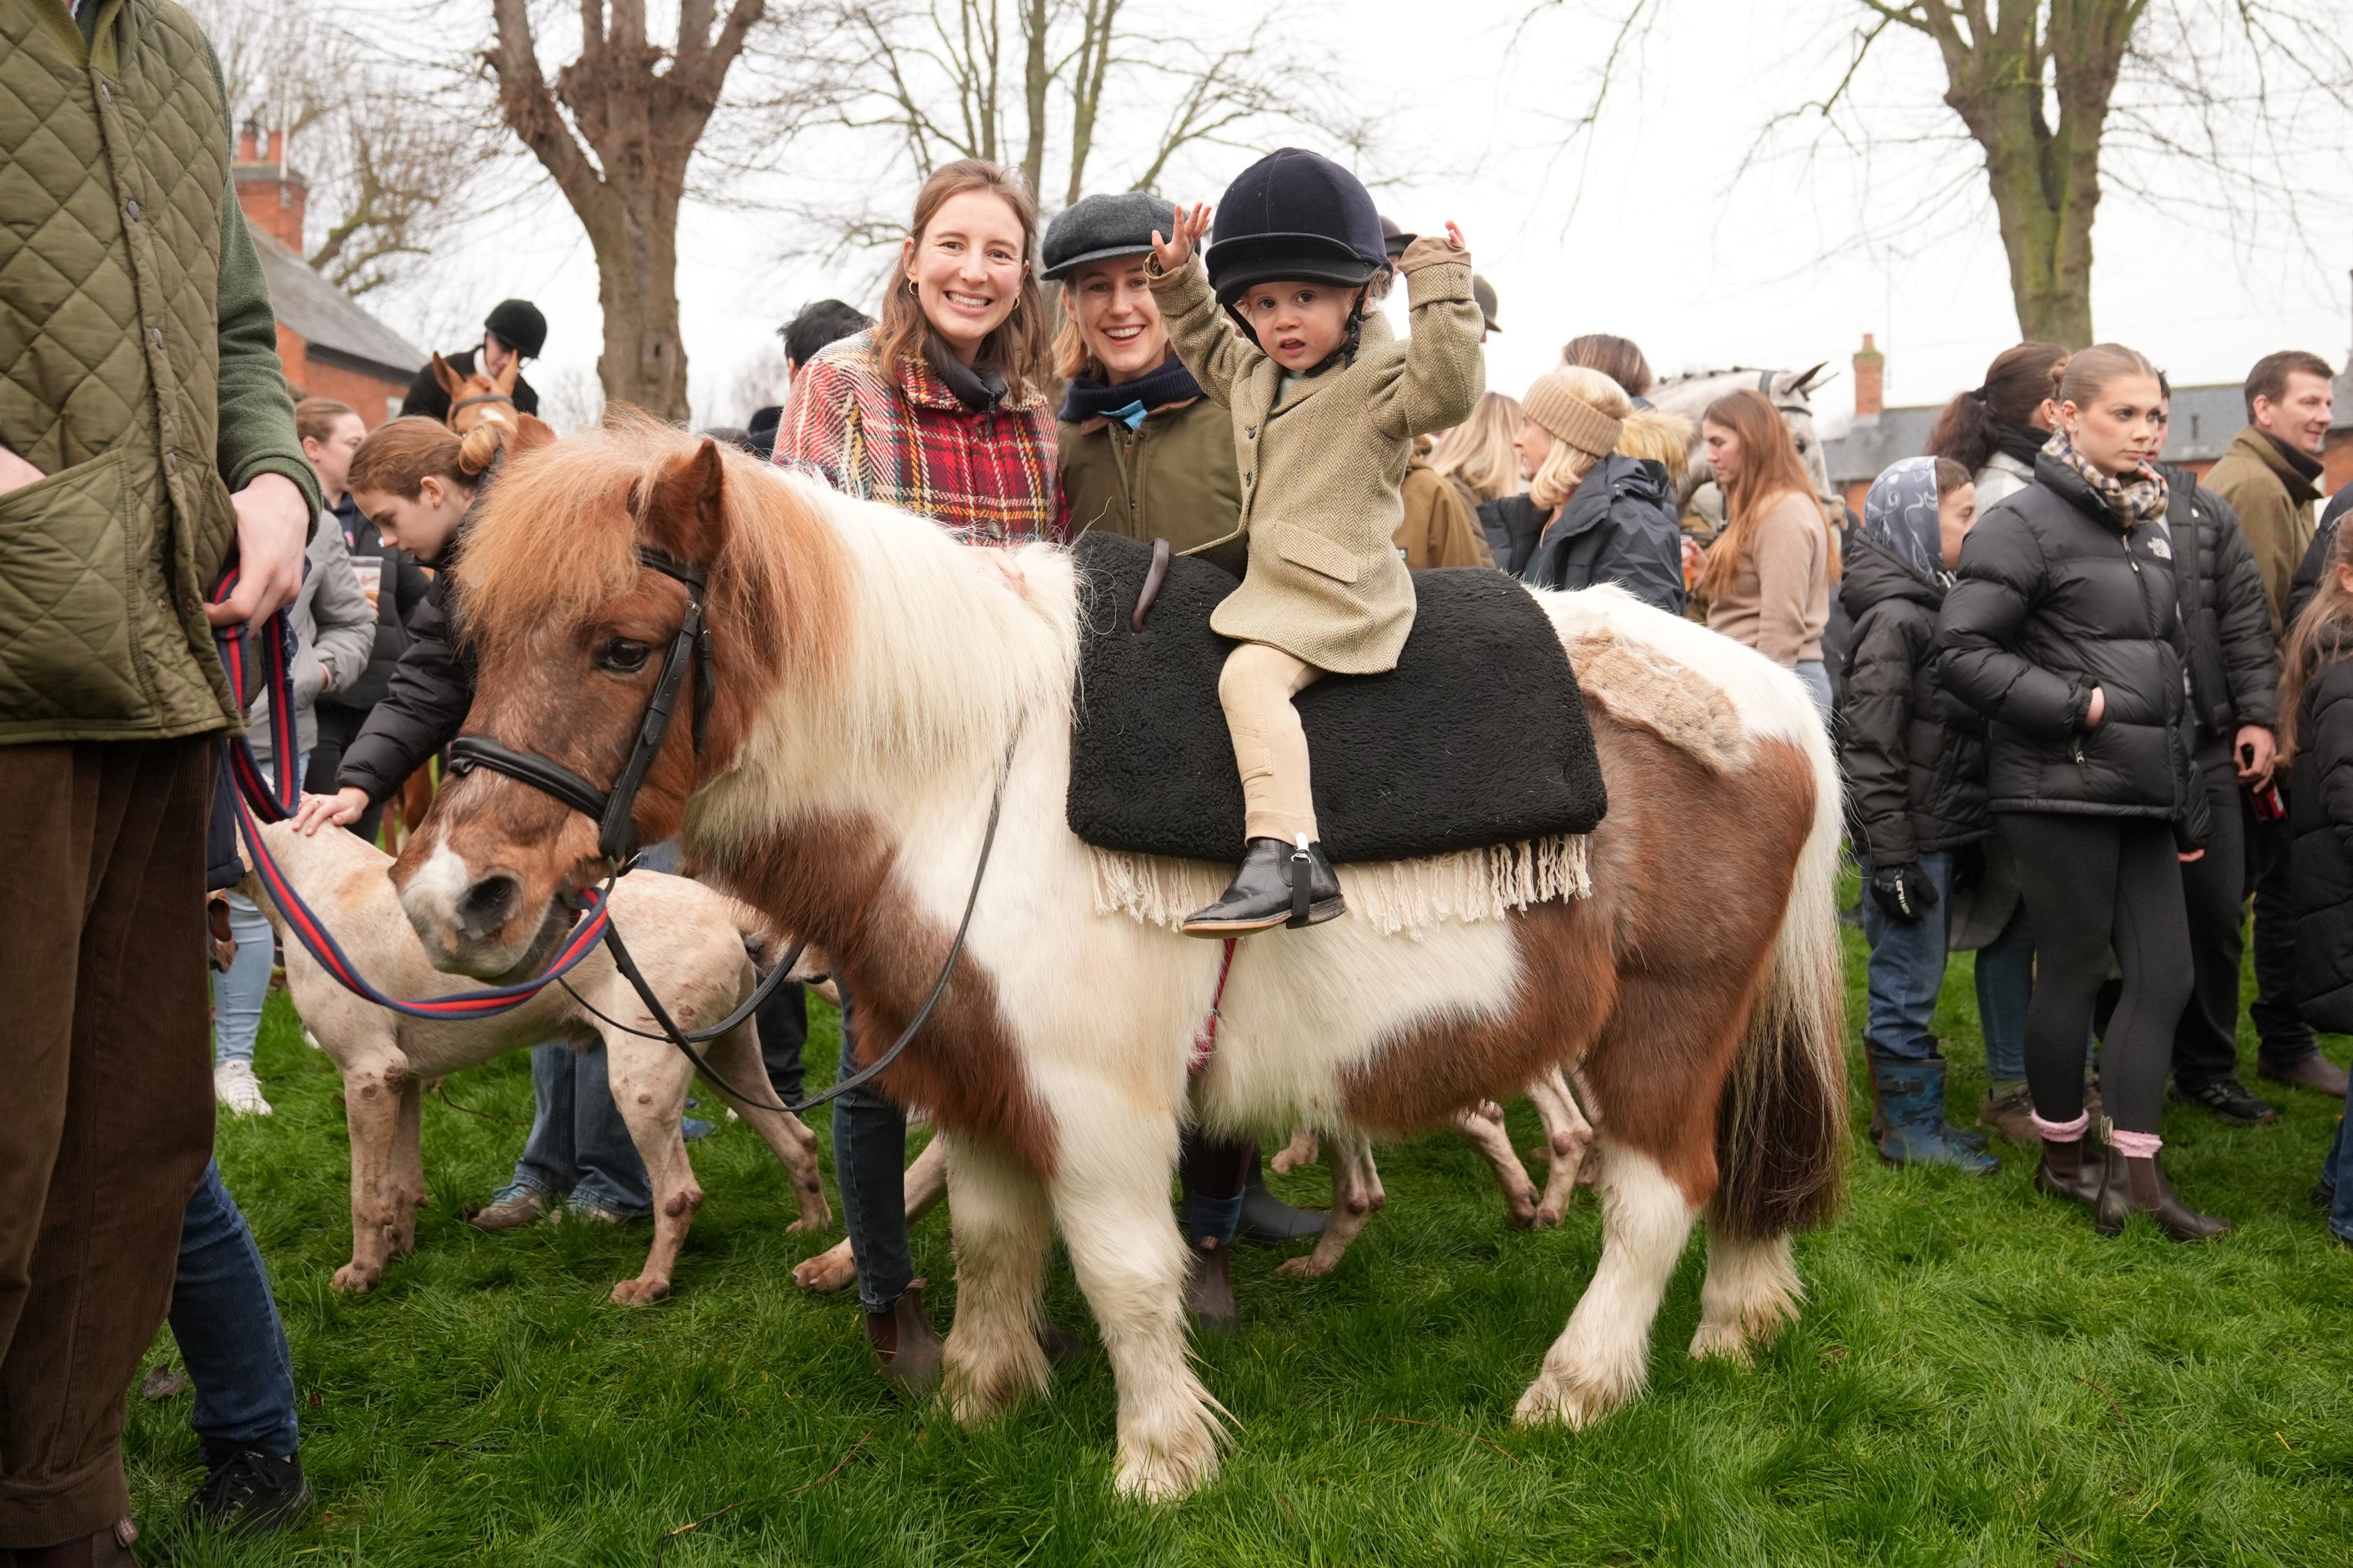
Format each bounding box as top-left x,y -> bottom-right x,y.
132,904 -> 2353,1566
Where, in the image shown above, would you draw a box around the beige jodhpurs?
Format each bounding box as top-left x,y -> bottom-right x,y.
1217,642 -> 1324,845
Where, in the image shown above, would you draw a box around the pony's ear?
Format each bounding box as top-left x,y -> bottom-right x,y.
511,413 -> 558,455
642,439 -> 727,565
431,352 -> 465,400
493,353 -> 521,395
1784,362 -> 1834,397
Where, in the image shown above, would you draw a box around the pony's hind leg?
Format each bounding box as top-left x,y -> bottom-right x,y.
942,1136 -> 1054,1424
1453,1102 -> 1540,1229
1050,1126 -> 1221,1502
1514,1141 -> 1696,1430
703,1021 -> 831,1233
1691,1225 -> 1802,1362
1276,1128 -> 1384,1277
1270,1126 -> 1319,1175
389,1067 -> 428,1255
1526,1068 -> 1596,1228
604,1036 -> 702,1305
333,1048 -> 408,1293
792,1134 -> 947,1292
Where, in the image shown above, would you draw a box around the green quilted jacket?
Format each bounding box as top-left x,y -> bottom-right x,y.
1,0 -> 318,743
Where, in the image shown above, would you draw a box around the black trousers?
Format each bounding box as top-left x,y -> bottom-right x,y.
2172,753 -> 2250,1088
2244,790 -> 2319,1071
2002,813 -> 2194,1137
755,979 -> 808,1103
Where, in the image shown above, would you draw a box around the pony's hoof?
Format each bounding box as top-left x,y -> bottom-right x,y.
330,1264 -> 379,1294
1687,1320 -> 1756,1363
1274,1254 -> 1332,1279
611,1278 -> 671,1306
1532,1205 -> 1565,1229
1112,1433 -> 1218,1503
793,1243 -> 858,1293
1513,1369 -> 1627,1431
785,1214 -> 830,1235
1505,1191 -> 1540,1229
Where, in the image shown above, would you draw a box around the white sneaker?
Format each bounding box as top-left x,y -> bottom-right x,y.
302,1026 -> 322,1051
214,1059 -> 273,1117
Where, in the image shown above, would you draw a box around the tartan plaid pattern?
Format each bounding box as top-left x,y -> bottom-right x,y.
776,329 -> 1069,542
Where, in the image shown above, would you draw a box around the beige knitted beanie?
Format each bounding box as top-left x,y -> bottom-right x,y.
1523,369 -> 1625,459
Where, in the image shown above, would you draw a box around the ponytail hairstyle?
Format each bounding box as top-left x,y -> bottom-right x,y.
1926,342 -> 2067,473
1560,333 -> 1654,397
1429,391 -> 1525,503
2277,519 -> 2353,761
876,159 -> 1051,403
1699,386 -> 1839,597
347,416 -> 496,500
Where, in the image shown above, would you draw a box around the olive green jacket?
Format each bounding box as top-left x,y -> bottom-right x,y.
2,0 -> 317,744
1151,236 -> 1486,674
1058,393 -> 1243,558
2204,423 -> 2321,637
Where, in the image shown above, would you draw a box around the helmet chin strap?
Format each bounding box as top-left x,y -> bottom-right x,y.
1224,283 -> 1371,376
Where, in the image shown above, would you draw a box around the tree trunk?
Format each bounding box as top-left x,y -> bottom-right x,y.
582,183 -> 690,420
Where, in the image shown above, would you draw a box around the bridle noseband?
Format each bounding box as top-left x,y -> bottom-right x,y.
447,547 -> 715,863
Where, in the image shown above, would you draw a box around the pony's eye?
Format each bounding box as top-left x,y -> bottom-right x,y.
597,639 -> 652,674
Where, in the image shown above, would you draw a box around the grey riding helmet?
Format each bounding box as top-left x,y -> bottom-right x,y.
1042,192 -> 1179,281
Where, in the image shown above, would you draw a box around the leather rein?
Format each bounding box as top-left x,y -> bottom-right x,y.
443,546 -> 1017,1118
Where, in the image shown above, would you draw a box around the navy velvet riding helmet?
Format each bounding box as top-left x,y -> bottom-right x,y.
1205,148 -> 1387,305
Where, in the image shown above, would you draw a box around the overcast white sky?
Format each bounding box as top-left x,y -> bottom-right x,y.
361,0 -> 2353,432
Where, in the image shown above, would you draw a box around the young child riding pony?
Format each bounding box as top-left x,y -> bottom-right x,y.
1147,149 -> 1486,934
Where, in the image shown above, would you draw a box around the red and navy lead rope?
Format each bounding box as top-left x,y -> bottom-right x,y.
211,566 -> 611,1021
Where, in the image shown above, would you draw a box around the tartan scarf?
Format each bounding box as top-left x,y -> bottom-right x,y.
2044,427 -> 2169,527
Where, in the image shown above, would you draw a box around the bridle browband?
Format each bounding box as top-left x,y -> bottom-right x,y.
446,547 -> 715,864
449,390 -> 517,418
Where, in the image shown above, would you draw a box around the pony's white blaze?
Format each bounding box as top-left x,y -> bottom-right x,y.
400,837 -> 480,962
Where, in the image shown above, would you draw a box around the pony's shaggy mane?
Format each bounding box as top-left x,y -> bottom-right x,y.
457,414 -> 848,689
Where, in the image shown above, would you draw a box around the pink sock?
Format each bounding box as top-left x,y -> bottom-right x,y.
2108,1129 -> 2162,1159
2031,1111 -> 2089,1142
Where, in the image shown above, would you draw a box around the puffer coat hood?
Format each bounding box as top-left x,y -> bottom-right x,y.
1938,451 -> 2210,846
1837,531 -> 1989,862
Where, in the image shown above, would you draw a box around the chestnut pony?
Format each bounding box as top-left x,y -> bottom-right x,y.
390,418 -> 1845,1502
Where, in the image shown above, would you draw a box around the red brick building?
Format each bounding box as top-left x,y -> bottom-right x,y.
233,128 -> 422,427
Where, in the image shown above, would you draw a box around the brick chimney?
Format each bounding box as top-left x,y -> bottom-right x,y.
232,119 -> 307,254
1853,333 -> 1885,425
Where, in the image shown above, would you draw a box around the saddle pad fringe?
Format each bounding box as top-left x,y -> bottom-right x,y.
1089,834 -> 1591,936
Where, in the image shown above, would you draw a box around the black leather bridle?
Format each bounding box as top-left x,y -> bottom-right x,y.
438,544 -> 1017,1117
446,547 -> 714,864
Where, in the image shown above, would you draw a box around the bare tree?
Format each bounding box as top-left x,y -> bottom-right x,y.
1534,0 -> 2353,347
193,0 -> 485,298
796,0 -> 1375,255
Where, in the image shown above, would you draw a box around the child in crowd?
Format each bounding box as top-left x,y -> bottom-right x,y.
2278,517 -> 2353,1246
1837,455 -> 2005,1172
1146,149 -> 1485,933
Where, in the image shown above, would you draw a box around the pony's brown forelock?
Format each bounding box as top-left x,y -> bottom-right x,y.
456,413 -> 848,693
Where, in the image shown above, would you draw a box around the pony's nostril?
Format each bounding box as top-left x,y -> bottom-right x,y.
456,873 -> 522,937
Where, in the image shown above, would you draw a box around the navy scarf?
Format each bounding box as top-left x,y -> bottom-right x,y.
1059,353 -> 1205,427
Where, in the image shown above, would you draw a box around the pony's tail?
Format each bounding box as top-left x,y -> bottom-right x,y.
1711,724 -> 1847,1239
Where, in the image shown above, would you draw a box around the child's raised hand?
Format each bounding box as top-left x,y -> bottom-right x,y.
1151,203 -> 1213,273
1444,220 -> 1467,251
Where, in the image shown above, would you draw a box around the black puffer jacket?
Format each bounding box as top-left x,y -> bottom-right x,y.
1476,493 -> 1545,577
2160,465 -> 2277,747
400,346 -> 541,423
318,492 -> 433,715
335,517 -> 476,806
2286,484 -> 2353,628
1516,454 -> 1685,613
2289,632 -> 2353,1031
1938,452 -> 2209,845
1835,533 -> 1987,864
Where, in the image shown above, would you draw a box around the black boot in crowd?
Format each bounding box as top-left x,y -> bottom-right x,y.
2093,1144 -> 2233,1241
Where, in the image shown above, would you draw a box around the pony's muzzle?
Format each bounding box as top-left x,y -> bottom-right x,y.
398,837 -> 543,979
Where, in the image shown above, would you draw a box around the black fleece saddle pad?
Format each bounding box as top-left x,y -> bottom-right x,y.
1067,531 -> 1607,865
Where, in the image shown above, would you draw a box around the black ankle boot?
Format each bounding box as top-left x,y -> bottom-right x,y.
1237,1150 -> 1328,1246
1185,1238 -> 1237,1335
1182,837 -> 1344,936
2093,1144 -> 2232,1241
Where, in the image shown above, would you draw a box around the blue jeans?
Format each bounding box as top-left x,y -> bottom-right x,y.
1793,661 -> 1833,725
212,752 -> 304,1067
171,1162 -> 299,1459
830,982 -> 916,1315
1860,849 -> 2034,1076
2323,1087 -> 2353,1245
511,1041 -> 652,1216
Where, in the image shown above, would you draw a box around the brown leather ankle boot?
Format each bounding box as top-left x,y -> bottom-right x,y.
2033,1137 -> 2101,1207
1185,1237 -> 1237,1336
2093,1145 -> 2232,1241
863,1282 -> 943,1393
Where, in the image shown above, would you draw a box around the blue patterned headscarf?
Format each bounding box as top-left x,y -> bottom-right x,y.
1864,455 -> 1947,582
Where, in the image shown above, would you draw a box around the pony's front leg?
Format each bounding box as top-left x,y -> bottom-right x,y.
1526,1068 -> 1595,1228
703,1021 -> 831,1233
1515,1140 -> 1695,1430
388,1067 -> 428,1255
333,1049 -> 407,1293
605,1038 -> 701,1305
792,1134 -> 947,1291
1276,1129 -> 1384,1277
942,1136 -> 1053,1424
1051,1122 -> 1221,1503
1453,1103 -> 1540,1229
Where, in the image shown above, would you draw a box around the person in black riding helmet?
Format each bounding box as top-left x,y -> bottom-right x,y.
401,299 -> 546,423
1939,343 -> 2223,1241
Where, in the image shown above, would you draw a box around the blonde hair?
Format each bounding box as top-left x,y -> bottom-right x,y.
875,160 -> 1051,403
1615,407 -> 1692,474
1527,367 -> 1631,511
2279,519 -> 2353,760
1430,392 -> 1524,504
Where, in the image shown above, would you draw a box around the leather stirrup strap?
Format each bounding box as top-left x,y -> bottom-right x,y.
1287,836 -> 1311,929
1132,538 -> 1173,634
